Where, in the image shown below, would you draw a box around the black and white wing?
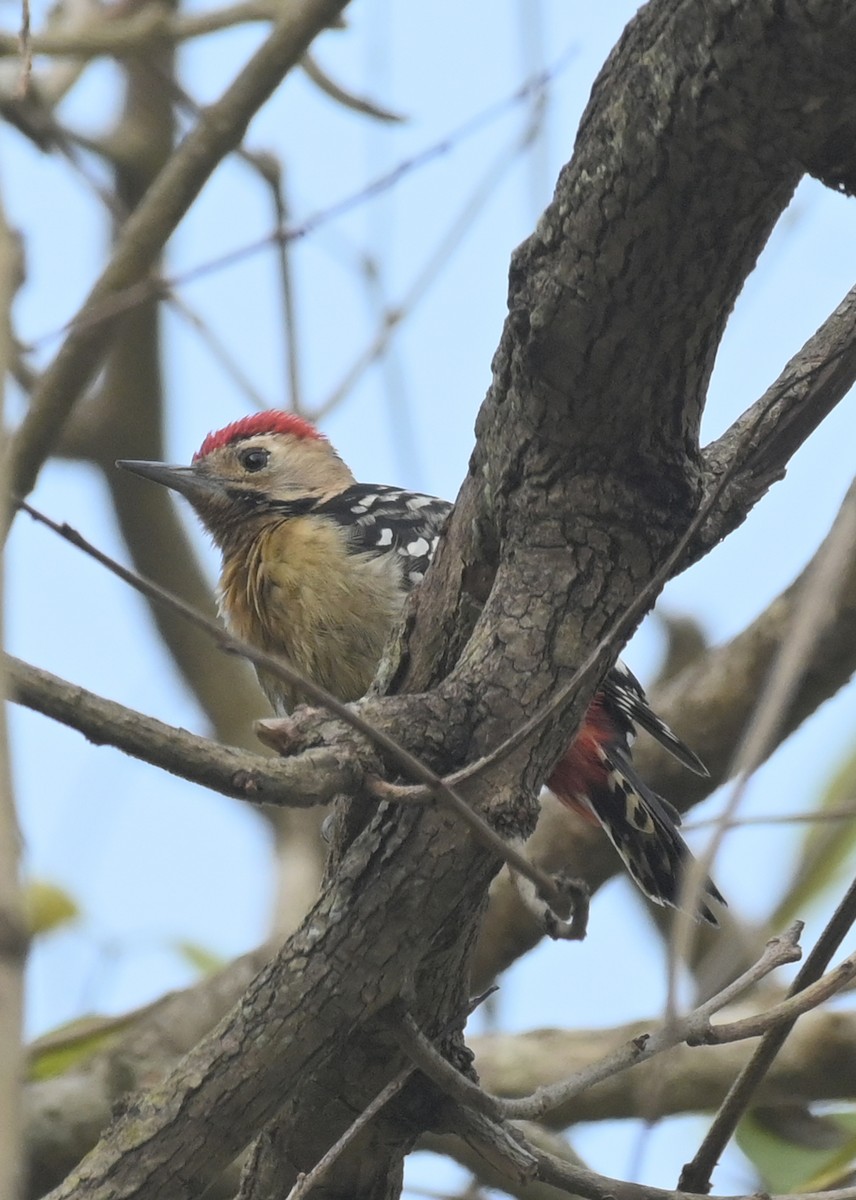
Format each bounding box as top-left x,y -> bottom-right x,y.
314,484 -> 453,592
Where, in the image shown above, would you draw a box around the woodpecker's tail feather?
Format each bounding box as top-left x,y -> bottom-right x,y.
580,745 -> 724,925
601,664 -> 709,777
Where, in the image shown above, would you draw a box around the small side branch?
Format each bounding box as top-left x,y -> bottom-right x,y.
281,1068 -> 414,1200
698,283 -> 856,559
680,874 -> 856,1193
498,923 -> 803,1122
7,655 -> 360,808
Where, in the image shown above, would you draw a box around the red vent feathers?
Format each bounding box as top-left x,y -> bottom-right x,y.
193,412 -> 324,462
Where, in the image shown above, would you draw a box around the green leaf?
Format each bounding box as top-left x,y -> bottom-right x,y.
24,879 -> 80,936
738,1109 -> 856,1192
28,1014 -> 134,1080
770,742 -> 856,929
173,939 -> 226,976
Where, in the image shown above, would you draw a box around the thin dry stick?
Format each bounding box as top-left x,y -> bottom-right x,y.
532,1137 -> 856,1200
396,927 -> 823,1139
285,990 -> 494,1200
17,500 -> 569,912
0,1 -> 282,59
498,924 -> 803,1122
26,46 -> 576,357
394,1011 -> 504,1120
8,0 -> 351,517
283,1068 -> 414,1200
679,873 -> 856,1193
0,334 -> 24,1200
709,950 -> 856,1042
166,292 -> 272,409
267,162 -> 304,415
686,804 -> 856,830
313,116 -> 543,422
670,480 -> 856,991
155,73 -> 302,412
300,51 -> 405,123
17,0 -> 32,96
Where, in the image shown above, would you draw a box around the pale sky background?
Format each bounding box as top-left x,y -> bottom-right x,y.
6,1 -> 856,1193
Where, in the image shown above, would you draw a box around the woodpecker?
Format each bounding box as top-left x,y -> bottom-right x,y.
118,411 -> 724,924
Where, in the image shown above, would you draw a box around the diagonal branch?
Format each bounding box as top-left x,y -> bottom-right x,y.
7,0 -> 350,517
7,655 -> 360,808
696,283 -> 856,560
679,872 -> 856,1193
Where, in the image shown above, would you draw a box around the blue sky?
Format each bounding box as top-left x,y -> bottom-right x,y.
7,1 -> 856,1192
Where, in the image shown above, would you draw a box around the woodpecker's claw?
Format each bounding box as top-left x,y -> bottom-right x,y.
544,874 -> 590,941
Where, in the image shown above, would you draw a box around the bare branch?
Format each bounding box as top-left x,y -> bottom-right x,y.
696,283 -> 856,559
498,924 -> 802,1122
0,196 -> 25,1200
300,51 -> 405,123
393,1011 -> 504,1120
670,473 -> 856,991
708,950 -> 856,1043
680,873 -> 856,1192
7,0 -> 351,515
6,655 -> 360,808
0,2 -> 284,60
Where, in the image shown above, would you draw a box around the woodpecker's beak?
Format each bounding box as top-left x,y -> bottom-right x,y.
116,460 -> 226,506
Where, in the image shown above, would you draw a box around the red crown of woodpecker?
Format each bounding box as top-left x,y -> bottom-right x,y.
193,411 -> 325,462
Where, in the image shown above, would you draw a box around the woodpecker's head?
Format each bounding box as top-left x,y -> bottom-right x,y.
117,411 -> 355,549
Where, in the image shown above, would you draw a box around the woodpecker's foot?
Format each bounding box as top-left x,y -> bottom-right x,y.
255,716 -> 302,754
507,863 -> 589,942
543,874 -> 589,942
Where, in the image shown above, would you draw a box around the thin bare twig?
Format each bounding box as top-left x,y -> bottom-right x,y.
392,927 -> 830,1149
166,291 -> 272,409
0,217 -> 24,1200
301,51 -> 405,123
265,160 -> 304,414
497,924 -> 803,1122
532,1137 -> 856,1200
671,479 -> 856,989
708,950 -> 856,1043
17,0 -> 32,96
284,990 -> 494,1200
17,501 -> 573,914
679,874 -> 856,1192
7,0 -> 351,519
394,1012 -> 504,1120
685,803 -> 856,830
26,46 -> 578,357
0,1 -> 283,59
283,1068 -> 414,1200
312,115 -> 541,422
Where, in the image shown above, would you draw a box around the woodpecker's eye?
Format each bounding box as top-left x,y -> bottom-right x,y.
239,448 -> 270,473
